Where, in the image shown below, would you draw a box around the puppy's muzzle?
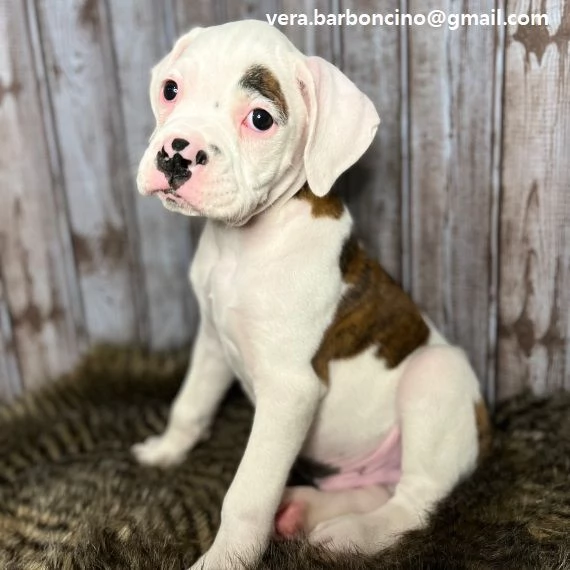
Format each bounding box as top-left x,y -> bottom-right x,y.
156,136 -> 209,191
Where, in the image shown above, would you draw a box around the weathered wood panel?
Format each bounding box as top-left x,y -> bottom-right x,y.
107,1 -> 195,348
278,0 -> 336,58
498,0 -> 570,399
0,0 -> 568,402
225,0 -> 280,22
0,0 -> 85,395
0,276 -> 22,401
34,0 -> 146,343
407,0 -> 501,401
169,0 -> 226,32
340,0 -> 404,282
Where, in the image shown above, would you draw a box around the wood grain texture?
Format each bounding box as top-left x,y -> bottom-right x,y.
34,0 -> 146,343
0,0 -> 568,401
0,0 -> 84,395
498,0 -> 570,399
169,0 -> 226,32
107,1 -> 195,348
278,0 -> 336,58
339,0 -> 404,282
0,276 -> 22,401
407,0 -> 501,400
224,0 -> 280,21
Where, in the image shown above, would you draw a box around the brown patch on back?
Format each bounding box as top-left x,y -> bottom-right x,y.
239,64 -> 288,122
312,235 -> 430,383
294,183 -> 344,220
475,399 -> 493,462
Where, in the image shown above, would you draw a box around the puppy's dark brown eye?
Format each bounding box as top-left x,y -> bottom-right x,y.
163,80 -> 178,101
250,108 -> 274,131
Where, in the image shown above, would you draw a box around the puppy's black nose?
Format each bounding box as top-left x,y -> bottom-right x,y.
156,147 -> 192,189
171,138 -> 189,151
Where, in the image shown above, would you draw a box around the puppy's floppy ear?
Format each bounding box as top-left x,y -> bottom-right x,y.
299,56 -> 380,197
149,27 -> 204,119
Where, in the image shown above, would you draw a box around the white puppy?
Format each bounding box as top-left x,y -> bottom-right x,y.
133,20 -> 490,570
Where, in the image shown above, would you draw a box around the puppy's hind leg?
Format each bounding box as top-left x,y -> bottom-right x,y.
310,345 -> 482,553
132,320 -> 233,467
275,485 -> 391,538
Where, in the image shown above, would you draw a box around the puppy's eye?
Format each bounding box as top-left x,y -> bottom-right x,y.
246,108 -> 274,131
163,80 -> 178,101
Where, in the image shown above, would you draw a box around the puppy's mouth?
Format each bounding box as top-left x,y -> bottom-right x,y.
150,188 -> 202,214
151,187 -> 179,197
149,188 -> 181,203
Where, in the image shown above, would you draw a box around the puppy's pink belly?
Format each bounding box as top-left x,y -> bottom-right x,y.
314,425 -> 402,491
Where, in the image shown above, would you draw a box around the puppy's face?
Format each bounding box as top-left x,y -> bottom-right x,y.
137,20 -> 380,226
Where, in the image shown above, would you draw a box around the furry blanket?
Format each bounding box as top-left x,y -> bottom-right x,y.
0,346 -> 568,569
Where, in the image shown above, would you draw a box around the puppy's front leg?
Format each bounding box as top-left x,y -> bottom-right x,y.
132,319 -> 233,467
190,372 -> 321,570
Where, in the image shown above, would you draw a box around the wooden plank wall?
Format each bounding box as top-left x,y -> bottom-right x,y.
0,0 -> 86,398
499,0 -> 570,399
0,0 -> 567,404
407,0 -> 502,401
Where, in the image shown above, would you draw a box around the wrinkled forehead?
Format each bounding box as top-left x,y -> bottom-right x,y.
167,22 -> 302,108
186,20 -> 301,63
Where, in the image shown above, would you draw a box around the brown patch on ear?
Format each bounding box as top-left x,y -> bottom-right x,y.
239,64 -> 289,122
475,399 -> 492,462
294,183 -> 344,220
312,235 -> 430,383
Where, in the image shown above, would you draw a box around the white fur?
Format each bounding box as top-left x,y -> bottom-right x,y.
132,20 -> 483,570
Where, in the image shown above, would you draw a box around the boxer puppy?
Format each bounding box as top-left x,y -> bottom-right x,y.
133,19 -> 490,570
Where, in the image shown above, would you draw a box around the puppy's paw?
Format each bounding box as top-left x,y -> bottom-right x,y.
274,499 -> 308,538
131,435 -> 189,467
310,512 -> 387,554
310,501 -> 419,555
188,540 -> 261,570
188,552 -> 238,570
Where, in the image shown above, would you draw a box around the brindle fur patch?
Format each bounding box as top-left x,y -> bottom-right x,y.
312,235 -> 430,383
475,399 -> 493,462
239,64 -> 288,122
294,183 -> 345,219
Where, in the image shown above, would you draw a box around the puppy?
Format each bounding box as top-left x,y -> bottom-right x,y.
133,20 -> 490,570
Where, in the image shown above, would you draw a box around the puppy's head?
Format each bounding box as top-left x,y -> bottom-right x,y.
137,20 -> 379,226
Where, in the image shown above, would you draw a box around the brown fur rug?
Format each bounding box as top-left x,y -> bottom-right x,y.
0,346 -> 568,569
